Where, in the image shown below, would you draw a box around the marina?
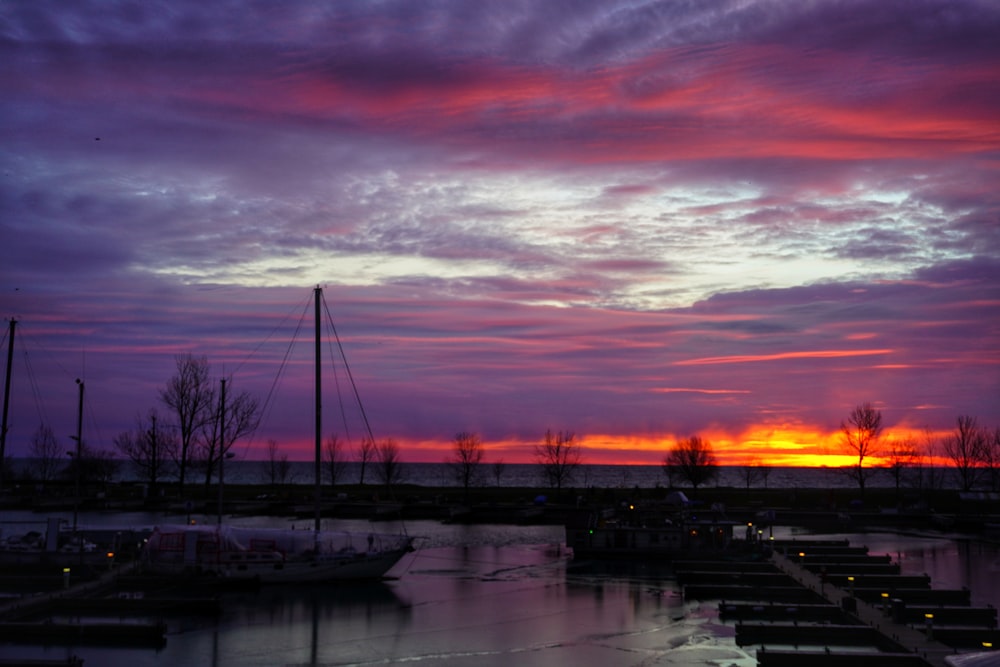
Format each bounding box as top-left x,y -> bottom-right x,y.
0,510 -> 997,666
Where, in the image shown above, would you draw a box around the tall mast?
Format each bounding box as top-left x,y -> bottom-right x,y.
314,286 -> 322,534
0,318 -> 15,491
72,377 -> 84,533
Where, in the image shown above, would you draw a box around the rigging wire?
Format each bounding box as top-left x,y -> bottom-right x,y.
248,293 -> 313,451
22,345 -> 49,429
320,290 -> 377,446
324,313 -> 354,447
229,290 -> 313,379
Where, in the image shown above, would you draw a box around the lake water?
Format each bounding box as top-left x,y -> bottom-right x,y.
19,460 -> 960,490
2,511 -> 998,666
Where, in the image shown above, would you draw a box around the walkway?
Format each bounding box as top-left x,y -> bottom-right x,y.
771,550 -> 959,667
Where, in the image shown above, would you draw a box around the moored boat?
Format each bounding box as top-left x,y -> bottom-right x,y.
565,498 -> 751,561
142,524 -> 413,582
143,287 -> 415,583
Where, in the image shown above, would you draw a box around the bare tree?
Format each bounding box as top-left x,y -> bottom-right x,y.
760,463 -> 772,489
491,459 -> 507,488
197,379 -> 260,487
840,402 -> 883,495
912,428 -> 946,492
160,354 -> 214,489
261,439 -> 292,487
114,410 -> 177,496
448,431 -> 484,502
356,437 -> 376,485
943,415 -> 987,491
29,423 -> 61,483
987,427 -> 1000,492
739,458 -> 764,490
884,437 -> 920,496
374,438 -> 404,494
534,429 -> 582,494
323,434 -> 348,489
663,435 -> 718,493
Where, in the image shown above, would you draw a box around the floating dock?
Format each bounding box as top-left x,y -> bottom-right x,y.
676,538 -> 998,666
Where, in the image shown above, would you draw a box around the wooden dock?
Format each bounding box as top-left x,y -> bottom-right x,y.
770,549 -> 962,667
0,562 -> 168,648
677,539 -> 998,666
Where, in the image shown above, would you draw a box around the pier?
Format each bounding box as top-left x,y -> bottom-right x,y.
676,538 -> 998,666
768,549 -> 979,666
0,562 -> 180,649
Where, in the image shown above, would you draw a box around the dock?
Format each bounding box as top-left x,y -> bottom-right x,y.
0,562 -> 170,648
769,549 -> 974,667
676,538 -> 998,666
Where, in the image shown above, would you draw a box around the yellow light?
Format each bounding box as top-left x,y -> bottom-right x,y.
925,613 -> 934,620
847,576 -> 854,582
106,551 -> 115,559
799,552 -> 805,557
62,568 -> 70,574
983,642 -> 993,648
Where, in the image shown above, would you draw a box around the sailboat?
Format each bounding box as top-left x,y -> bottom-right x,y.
142,287 -> 415,582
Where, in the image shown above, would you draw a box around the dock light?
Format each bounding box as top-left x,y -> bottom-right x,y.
881,592 -> 890,614
925,613 -> 934,640
62,567 -> 70,589
847,576 -> 855,595
983,642 -> 993,649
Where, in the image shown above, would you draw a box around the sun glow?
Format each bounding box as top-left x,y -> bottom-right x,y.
253,423 -> 951,469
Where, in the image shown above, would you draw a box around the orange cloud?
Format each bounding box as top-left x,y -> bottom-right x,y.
675,349 -> 893,366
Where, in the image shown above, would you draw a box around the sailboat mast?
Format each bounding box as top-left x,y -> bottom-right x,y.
0,318 -> 15,492
314,286 -> 322,534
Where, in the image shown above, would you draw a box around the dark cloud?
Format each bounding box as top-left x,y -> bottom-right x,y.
1,1 -> 996,462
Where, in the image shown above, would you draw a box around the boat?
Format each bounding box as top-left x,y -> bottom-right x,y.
142,523 -> 413,583
142,287 -> 415,582
564,497 -> 750,561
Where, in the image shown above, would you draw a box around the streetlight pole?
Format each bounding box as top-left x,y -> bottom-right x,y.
0,318 -> 16,492
217,378 -> 226,526
71,378 -> 84,533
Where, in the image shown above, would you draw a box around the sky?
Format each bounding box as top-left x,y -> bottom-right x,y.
1,1 -> 998,468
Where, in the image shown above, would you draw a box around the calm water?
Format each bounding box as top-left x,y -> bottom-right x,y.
7,459 -> 972,490
2,510 -> 998,666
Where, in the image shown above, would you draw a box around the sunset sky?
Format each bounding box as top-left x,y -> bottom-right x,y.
2,1 -> 998,467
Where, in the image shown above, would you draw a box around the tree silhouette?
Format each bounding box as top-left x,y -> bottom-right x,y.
943,415 -> 987,491
160,354 -> 214,489
840,402 -> 883,495
29,423 -> 61,483
534,429 -> 582,494
374,438 -> 404,495
663,435 -> 717,493
448,431 -> 484,503
114,409 -> 177,496
323,434 -> 347,489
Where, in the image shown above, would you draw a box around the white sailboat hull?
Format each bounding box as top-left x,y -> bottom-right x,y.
143,524 -> 414,583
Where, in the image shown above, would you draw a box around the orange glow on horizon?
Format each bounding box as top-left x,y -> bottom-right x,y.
251,423 -> 954,469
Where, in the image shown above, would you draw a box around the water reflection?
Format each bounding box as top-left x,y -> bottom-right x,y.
2,518 -> 995,666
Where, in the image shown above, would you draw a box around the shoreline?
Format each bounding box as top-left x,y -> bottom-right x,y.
2,481 -> 998,539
